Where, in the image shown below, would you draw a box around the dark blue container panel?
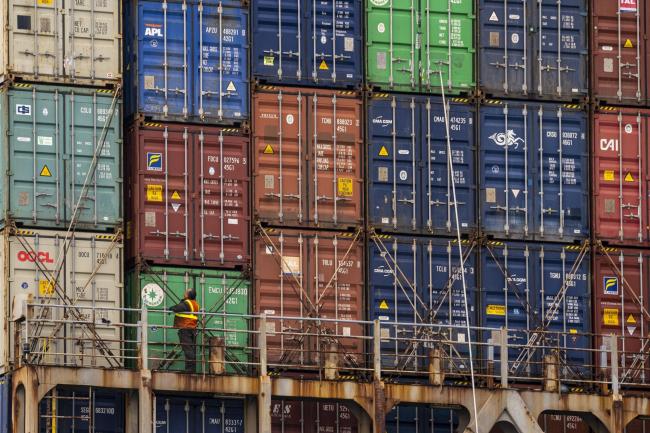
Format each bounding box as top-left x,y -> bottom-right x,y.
251,0 -> 363,88
0,376 -> 9,433
39,389 -> 125,433
386,405 -> 459,433
368,96 -> 477,235
155,396 -> 245,433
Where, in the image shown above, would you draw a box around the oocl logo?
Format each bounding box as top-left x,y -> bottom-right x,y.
17,251 -> 54,264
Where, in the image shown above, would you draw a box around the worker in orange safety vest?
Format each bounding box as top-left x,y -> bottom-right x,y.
170,289 -> 200,373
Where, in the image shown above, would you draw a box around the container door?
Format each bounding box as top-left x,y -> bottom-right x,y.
64,0 -> 120,82
367,96 -> 420,232
420,0 -> 474,94
138,1 -> 190,118
306,0 -> 361,87
534,0 -> 587,99
368,236 -> 421,371
317,402 -> 357,433
65,89 -> 122,230
479,0 -> 529,97
156,397 -> 193,433
480,103 -> 531,238
52,389 -> 124,433
8,87 -> 65,226
271,400 -> 305,433
534,105 -> 588,241
136,127 -> 191,264
202,399 -> 245,433
591,0 -> 644,104
193,130 -> 249,267
592,111 -> 647,245
422,98 -> 475,234
253,90 -> 306,226
252,0 -> 302,83
8,0 -> 63,79
366,0 -> 419,91
195,2 -> 248,122
307,93 -> 363,228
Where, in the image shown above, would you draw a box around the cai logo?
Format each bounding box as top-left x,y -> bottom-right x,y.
488,130 -> 524,150
147,152 -> 162,171
603,276 -> 618,296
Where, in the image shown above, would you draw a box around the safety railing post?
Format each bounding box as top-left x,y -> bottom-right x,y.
610,334 -> 619,397
373,320 -> 381,381
259,314 -> 267,376
140,303 -> 148,371
500,327 -> 508,388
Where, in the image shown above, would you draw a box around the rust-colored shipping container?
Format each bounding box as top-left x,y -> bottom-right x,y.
591,0 -> 649,105
271,400 -> 357,433
539,414 -> 591,433
592,108 -> 650,246
253,86 -> 363,230
593,247 -> 649,385
126,123 -> 250,268
254,228 -> 364,370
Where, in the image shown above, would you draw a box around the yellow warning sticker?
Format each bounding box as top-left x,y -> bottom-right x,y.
337,177 -> 353,197
263,144 -> 274,154
624,39 -> 634,48
379,300 -> 389,310
37,0 -> 53,5
39,279 -> 54,297
319,60 -> 329,70
625,172 -> 635,182
226,81 -> 236,92
627,314 -> 637,324
40,165 -> 52,177
264,56 -> 274,66
171,191 -> 181,200
603,308 -> 619,326
379,146 -> 389,157
486,305 -> 506,316
569,329 -> 577,334
603,170 -> 615,181
146,184 -> 163,202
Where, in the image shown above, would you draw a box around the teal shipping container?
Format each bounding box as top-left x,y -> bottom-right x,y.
0,84 -> 122,231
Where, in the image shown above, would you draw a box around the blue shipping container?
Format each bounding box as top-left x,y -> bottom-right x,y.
386,405 -> 460,433
479,101 -> 589,241
39,388 -> 124,433
368,95 -> 476,235
251,0 -> 363,88
125,0 -> 248,124
478,0 -> 588,101
0,376 -> 9,433
480,241 -> 590,378
369,235 -> 478,374
155,395 -> 244,433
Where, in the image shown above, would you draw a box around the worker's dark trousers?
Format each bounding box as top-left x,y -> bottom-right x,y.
178,328 -> 197,373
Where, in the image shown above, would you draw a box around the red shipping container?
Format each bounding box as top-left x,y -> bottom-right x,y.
253,86 -> 363,229
539,414 -> 590,433
271,400 -> 357,433
591,0 -> 650,105
593,247 -> 649,385
592,108 -> 650,246
254,228 -> 364,369
126,123 -> 250,268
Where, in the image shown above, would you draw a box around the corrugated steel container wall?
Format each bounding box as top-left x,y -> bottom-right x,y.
39,388 -> 125,433
154,395 -> 244,433
271,400 -> 357,433
627,419 -> 650,433
366,0 -> 475,94
124,0 -> 248,124
0,0 -> 122,86
125,266 -> 250,373
480,241 -> 590,377
0,375 -> 8,433
592,108 -> 650,247
478,0 -> 588,101
539,414 -> 590,433
386,405 -> 459,433
367,95 -> 476,235
254,228 -> 364,368
591,0 -> 648,105
251,0 -> 363,88
592,247 -> 648,383
0,84 -> 122,231
0,229 -> 122,374
126,123 -> 249,268
253,87 -> 363,230
479,101 -> 589,241
368,235 -> 477,374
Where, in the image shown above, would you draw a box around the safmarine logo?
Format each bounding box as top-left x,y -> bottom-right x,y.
147,152 -> 163,171
489,130 -> 524,150
603,276 -> 618,295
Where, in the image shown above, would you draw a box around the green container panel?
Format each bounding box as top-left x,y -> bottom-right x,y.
126,266 -> 250,374
0,84 -> 122,230
366,0 -> 475,94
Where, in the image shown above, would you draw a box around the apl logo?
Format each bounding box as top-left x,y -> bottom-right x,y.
17,251 -> 54,264
147,152 -> 162,171
489,130 -> 524,149
144,26 -> 163,37
604,276 -> 619,295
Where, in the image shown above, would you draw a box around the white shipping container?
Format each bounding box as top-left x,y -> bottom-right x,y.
0,228 -> 123,373
0,0 -> 122,85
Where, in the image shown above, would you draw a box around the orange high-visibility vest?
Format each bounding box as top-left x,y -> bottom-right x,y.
174,299 -> 199,329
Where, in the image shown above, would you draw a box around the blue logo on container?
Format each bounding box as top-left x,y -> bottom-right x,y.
147,152 -> 162,171
603,276 -> 618,295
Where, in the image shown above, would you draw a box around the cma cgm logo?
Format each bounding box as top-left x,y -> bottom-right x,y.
17,251 -> 54,264
144,26 -> 163,37
600,138 -> 619,152
489,130 -> 524,149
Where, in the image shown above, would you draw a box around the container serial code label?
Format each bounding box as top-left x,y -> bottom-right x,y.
147,184 -> 163,202
603,308 -> 619,326
486,305 -> 506,316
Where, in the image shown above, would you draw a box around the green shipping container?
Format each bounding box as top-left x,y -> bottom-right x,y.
366,0 -> 475,94
0,84 -> 122,231
126,266 -> 250,374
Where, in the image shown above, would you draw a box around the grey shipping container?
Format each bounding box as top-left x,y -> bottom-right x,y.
0,0 -> 122,86
0,83 -> 122,231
